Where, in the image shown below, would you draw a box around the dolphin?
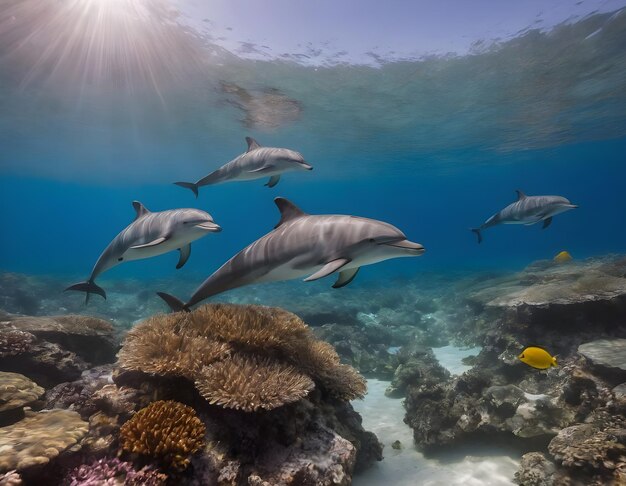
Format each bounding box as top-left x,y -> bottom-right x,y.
157,197 -> 425,311
175,137 -> 313,197
471,190 -> 578,243
66,201 -> 221,302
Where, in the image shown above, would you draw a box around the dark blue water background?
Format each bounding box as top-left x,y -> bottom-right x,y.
1,136 -> 624,296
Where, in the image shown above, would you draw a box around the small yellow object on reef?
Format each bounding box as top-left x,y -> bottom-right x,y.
518,347 -> 557,369
554,251 -> 573,263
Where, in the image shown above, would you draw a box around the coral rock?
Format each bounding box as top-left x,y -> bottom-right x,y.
578,339 -> 626,377
0,470 -> 22,486
514,452 -> 556,486
0,372 -> 43,413
0,409 -> 88,473
4,314 -> 117,365
0,329 -> 35,358
120,400 -> 205,470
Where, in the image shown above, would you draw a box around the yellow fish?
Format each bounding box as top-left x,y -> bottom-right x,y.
518,347 -> 557,369
554,251 -> 573,263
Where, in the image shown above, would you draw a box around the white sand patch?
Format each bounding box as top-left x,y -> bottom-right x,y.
353,379 -> 519,486
433,345 -> 482,375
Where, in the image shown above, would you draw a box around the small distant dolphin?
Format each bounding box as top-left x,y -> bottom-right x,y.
66,201 -> 221,302
471,190 -> 577,243
175,137 -> 312,197
157,197 -> 425,311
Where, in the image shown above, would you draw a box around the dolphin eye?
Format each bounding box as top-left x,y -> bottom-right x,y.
369,238 -> 375,243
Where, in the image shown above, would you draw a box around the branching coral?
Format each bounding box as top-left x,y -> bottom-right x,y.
195,354 -> 315,412
66,458 -> 166,486
118,314 -> 231,379
118,304 -> 367,411
119,400 -> 205,470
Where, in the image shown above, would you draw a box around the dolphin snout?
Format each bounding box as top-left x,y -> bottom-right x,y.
384,239 -> 425,255
196,221 -> 222,232
300,161 -> 313,170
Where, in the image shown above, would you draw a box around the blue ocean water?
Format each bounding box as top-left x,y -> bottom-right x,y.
1,2 -> 625,296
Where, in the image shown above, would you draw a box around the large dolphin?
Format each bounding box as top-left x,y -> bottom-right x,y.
66,201 -> 221,302
157,197 -> 425,311
471,190 -> 577,243
175,137 -> 313,197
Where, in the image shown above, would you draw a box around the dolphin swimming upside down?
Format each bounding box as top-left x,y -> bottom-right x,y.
157,197 -> 425,311
66,201 -> 221,302
175,137 -> 312,197
471,190 -> 577,243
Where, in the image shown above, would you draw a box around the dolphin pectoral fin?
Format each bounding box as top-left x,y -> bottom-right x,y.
332,267 -> 360,289
304,258 -> 351,282
130,237 -> 168,249
176,244 -> 191,269
542,217 -> 553,229
265,175 -> 280,188
471,228 -> 483,244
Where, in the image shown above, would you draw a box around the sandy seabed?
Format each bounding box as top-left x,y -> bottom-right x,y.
353,346 -> 519,486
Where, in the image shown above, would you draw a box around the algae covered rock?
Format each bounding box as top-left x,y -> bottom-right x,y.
0,409 -> 88,472
514,452 -> 557,486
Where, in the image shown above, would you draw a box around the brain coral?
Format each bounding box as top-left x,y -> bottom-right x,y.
118,304 -> 366,412
0,409 -> 88,472
119,400 -> 205,470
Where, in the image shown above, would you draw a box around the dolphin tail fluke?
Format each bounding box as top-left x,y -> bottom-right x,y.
156,292 -> 190,313
174,181 -> 199,198
65,281 -> 107,303
471,228 -> 483,244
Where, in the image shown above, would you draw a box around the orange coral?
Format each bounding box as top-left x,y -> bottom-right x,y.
119,400 -> 205,470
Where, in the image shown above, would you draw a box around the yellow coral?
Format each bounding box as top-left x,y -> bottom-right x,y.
119,400 -> 205,470
195,354 -> 315,412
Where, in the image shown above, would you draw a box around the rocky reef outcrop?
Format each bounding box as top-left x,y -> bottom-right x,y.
401,256 -> 626,485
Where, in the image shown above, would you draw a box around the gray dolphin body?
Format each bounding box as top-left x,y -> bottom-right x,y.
471,190 -> 577,243
158,198 -> 425,311
175,137 -> 312,197
66,201 -> 221,302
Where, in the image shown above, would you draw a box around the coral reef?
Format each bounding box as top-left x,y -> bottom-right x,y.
118,304 -> 367,409
65,458 -> 166,486
0,329 -> 34,358
399,256 -> 626,485
120,400 -> 205,470
0,372 -> 44,426
195,354 -> 314,412
0,409 -> 88,472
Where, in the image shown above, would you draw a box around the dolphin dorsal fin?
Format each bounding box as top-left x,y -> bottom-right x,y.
516,190 -> 528,201
274,197 -> 307,228
132,201 -> 150,220
245,137 -> 262,152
